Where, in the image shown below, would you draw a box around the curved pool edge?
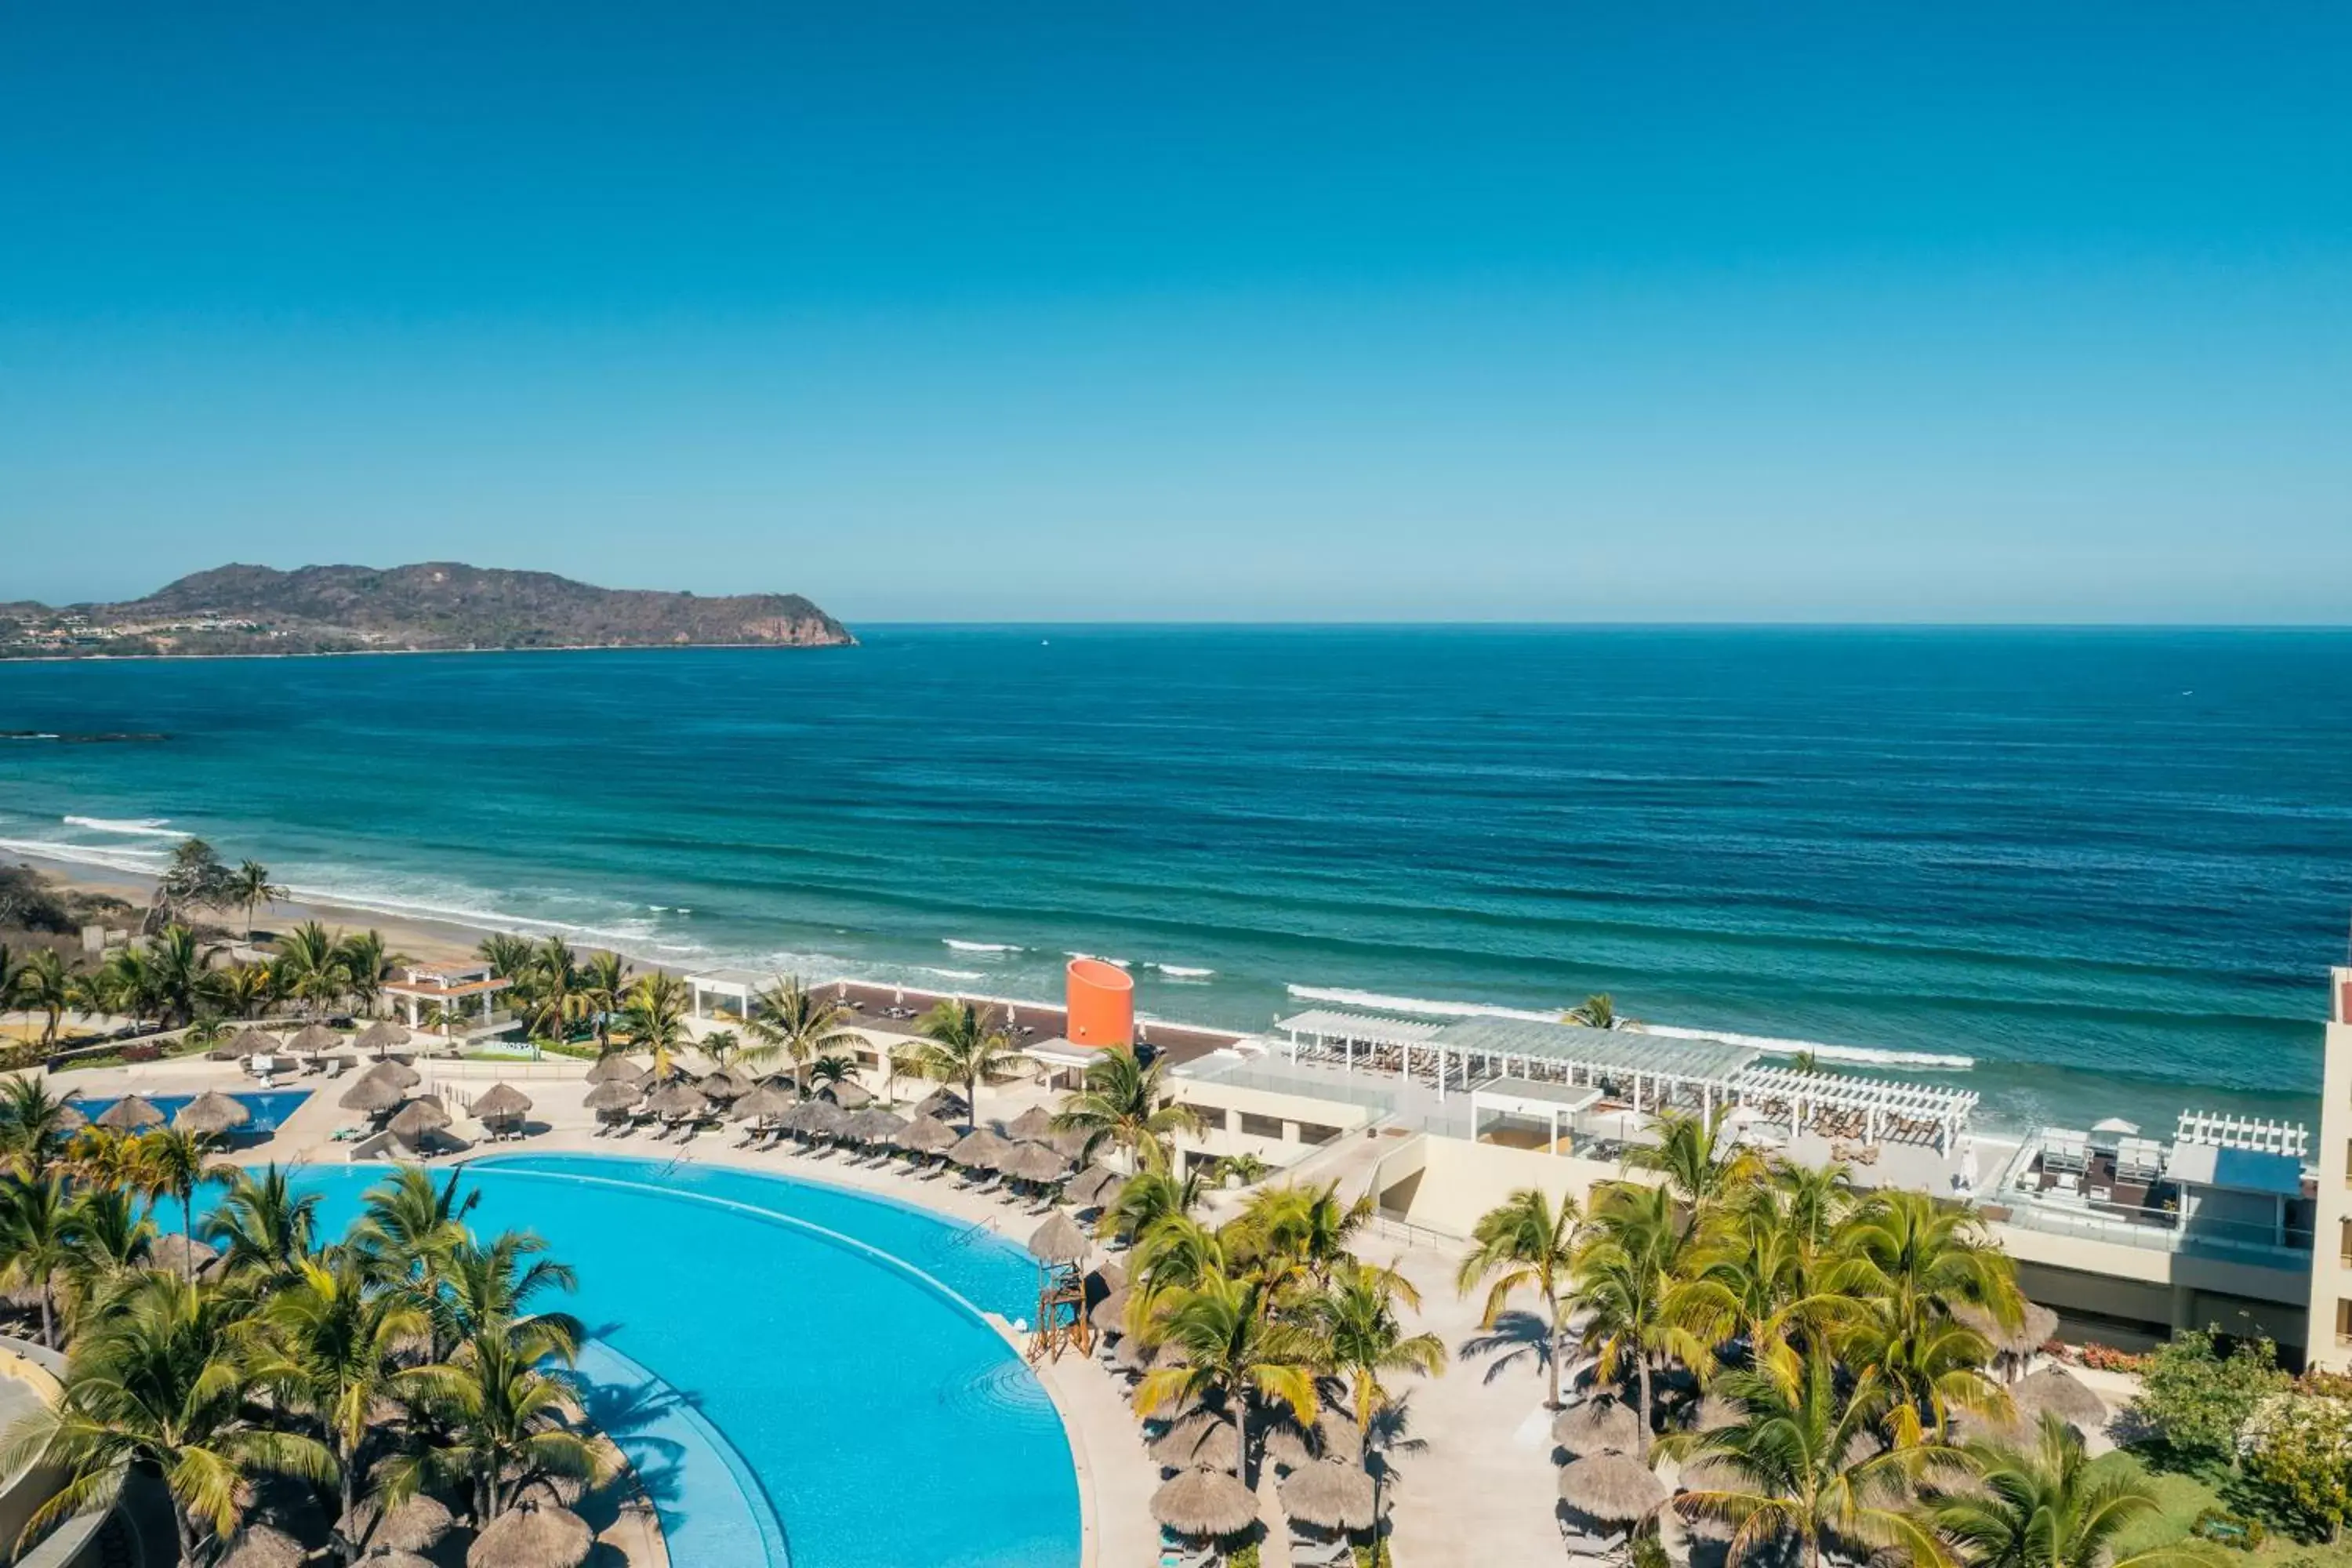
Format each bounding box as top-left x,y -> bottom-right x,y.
575,1338 -> 789,1568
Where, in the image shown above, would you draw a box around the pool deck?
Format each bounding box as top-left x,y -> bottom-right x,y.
45,1053 -> 1569,1568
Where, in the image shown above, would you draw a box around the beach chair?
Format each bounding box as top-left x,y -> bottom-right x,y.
1289,1531 -> 1352,1567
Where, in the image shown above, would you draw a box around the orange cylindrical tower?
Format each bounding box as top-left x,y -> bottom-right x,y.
1065,957 -> 1134,1049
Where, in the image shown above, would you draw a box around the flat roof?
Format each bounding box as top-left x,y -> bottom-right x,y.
1276,1009 -> 1445,1048
2166,1141 -> 2305,1197
1472,1076 -> 1605,1112
1432,1015 -> 1760,1083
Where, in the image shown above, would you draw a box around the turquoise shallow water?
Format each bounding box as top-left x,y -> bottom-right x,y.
198,1156 -> 1080,1568
5,626 -> 2352,1131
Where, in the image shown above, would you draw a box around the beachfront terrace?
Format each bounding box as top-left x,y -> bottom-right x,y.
1992,1115 -> 2317,1266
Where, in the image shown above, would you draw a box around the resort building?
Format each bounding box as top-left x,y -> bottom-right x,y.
381,962 -> 512,1034
2303,965 -> 2352,1370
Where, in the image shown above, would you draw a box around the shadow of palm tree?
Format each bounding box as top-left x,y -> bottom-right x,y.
578,1377 -> 694,1513
1457,1307 -> 1554,1388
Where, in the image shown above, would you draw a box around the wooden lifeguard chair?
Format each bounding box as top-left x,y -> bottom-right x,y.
1026,1212 -> 1094,1363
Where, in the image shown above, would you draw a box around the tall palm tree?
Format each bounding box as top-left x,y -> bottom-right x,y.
1570,1181 -> 1717,1454
1134,1272 -> 1323,1486
274,921 -> 350,1018
1051,1044 -> 1200,1167
0,1073 -> 80,1178
1838,1291 -> 2007,1447
133,1127 -> 224,1280
1928,1414 -> 2216,1568
1097,1166 -> 1203,1245
1663,1351 -> 1948,1568
441,1231 -> 583,1353
475,934 -> 536,981
618,971 -> 691,1077
1831,1190 -> 2024,1330
913,998 -> 1016,1127
251,1253 -> 436,1562
1456,1187 -> 1581,1410
1316,1259 -> 1447,1432
1231,1181 -> 1373,1288
745,975 -> 858,1094
335,931 -> 402,1018
2,1271 -> 334,1568
144,924 -> 216,1029
352,1167 -> 480,1318
0,1175 -> 78,1347
203,1163 -> 323,1283
405,1320 -> 601,1522
229,860 -> 285,943
11,948 -> 76,1047
64,1126 -> 150,1196
83,944 -> 161,1025
521,937 -> 585,1044
1563,994 -> 1621,1029
60,1185 -> 156,1319
1624,1105 -> 1762,1221
215,961 -> 277,1021
577,950 -> 631,1053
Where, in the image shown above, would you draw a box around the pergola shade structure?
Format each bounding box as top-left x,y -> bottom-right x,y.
1729,1064 -> 1978,1153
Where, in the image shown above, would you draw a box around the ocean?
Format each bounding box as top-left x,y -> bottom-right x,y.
2,626 -> 2349,1134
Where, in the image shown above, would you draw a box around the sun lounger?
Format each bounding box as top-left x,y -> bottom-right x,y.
1290,1533 -> 1352,1566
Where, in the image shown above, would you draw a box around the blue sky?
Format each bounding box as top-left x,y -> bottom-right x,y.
2,2 -> 2347,621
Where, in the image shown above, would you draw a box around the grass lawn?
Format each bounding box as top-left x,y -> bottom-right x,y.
2097,1448 -> 2352,1566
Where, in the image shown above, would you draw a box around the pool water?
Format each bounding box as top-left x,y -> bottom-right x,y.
77,1089 -> 312,1132
241,1155 -> 1082,1568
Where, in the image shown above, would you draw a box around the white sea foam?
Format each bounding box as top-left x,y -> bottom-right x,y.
1154,964 -> 1215,979
63,815 -> 183,839
1067,951 -> 1133,968
924,967 -> 986,982
1284,983 -> 1975,1071
0,835 -> 169,878
945,939 -> 1024,953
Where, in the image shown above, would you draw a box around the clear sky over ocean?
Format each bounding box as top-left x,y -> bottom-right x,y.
3,3 -> 2347,620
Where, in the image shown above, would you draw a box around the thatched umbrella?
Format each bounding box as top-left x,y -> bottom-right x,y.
150,1233 -> 219,1277
586,1054 -> 646,1085
368,1553 -> 437,1568
173,1091 -> 252,1138
644,1082 -> 709,1123
473,1083 -> 532,1125
1065,1165 -> 1126,1208
1090,1287 -> 1131,1333
583,1080 -> 641,1115
843,1107 -> 909,1145
342,1072 -> 409,1116
1149,1409 -> 1240,1472
822,1079 -> 874,1110
373,1058 -> 423,1089
699,1068 -> 755,1102
1028,1211 -> 1090,1265
216,1523 -> 305,1568
286,1022 -> 341,1055
795,1099 -> 851,1139
341,1492 -> 454,1554
2012,1367 -> 2106,1431
54,1102 -> 86,1134
1690,1393 -> 1738,1433
354,1019 -> 411,1056
1151,1468 -> 1258,1539
898,1114 -> 959,1154
913,1087 -> 968,1121
1283,1460 -> 1378,1530
1265,1411 -> 1363,1471
466,1500 -> 593,1568
95,1094 -> 163,1131
1092,1258 -> 1126,1292
1955,1301 -> 2060,1360
1558,1453 -> 1668,1520
948,1127 -> 1011,1171
732,1083 -> 797,1124
1554,1398 -> 1641,1455
224,1027 -> 281,1060
388,1098 -> 452,1146
1003,1105 -> 1057,1141
1000,1141 -> 1073,1185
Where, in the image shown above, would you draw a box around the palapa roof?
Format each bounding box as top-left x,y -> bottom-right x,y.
1554,1397 -> 1641,1455
777,1098 -> 843,1137
1002,1105 -> 1057,1140
1090,1287 -> 1131,1333
466,1501 -> 593,1568
54,1102 -> 86,1132
1027,1212 -> 1090,1265
644,1082 -> 709,1120
287,1022 -> 342,1054
388,1098 -> 452,1142
1282,1460 -> 1377,1530
699,1068 -> 755,1101
173,1091 -> 252,1136
1953,1301 -> 2060,1359
1149,1409 -> 1239,1472
1690,1393 -> 1738,1433
1065,1165 -> 1127,1208
368,1553 -> 437,1568
354,1019 -> 411,1054
342,1073 -> 410,1113
821,1080 -> 874,1109
94,1094 -> 163,1131
371,1058 -> 423,1089
842,1107 -> 909,1144
585,1054 -> 647,1084
341,1492 -> 454,1553
913,1087 -> 968,1120
150,1233 -> 220,1276
947,1127 -> 1011,1170
473,1083 -> 532,1121
1000,1141 -> 1073,1184
215,1523 -> 305,1568
898,1114 -> 960,1153
229,1027 -> 282,1058
2011,1367 -> 2106,1430
1091,1258 -> 1125,1291
1264,1411 -> 1363,1471
1558,1453 -> 1668,1519
583,1080 -> 641,1114
1151,1467 -> 1258,1538
731,1083 -> 797,1123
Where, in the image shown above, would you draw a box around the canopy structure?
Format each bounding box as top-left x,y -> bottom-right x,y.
684,968 -> 763,1023
2175,1110 -> 2309,1160
1470,1077 -> 1602,1156
1730,1064 -> 1978,1153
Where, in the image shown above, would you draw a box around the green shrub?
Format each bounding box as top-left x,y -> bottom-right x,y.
2136,1327 -> 2288,1465
2190,1507 -> 2267,1549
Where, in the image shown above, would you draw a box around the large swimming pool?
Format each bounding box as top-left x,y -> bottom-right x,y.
250,1155 -> 1082,1568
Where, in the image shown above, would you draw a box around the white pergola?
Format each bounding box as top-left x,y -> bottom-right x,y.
1273,1008 -> 1759,1110
1731,1064 -> 1979,1153
1468,1076 -> 1602,1155
2174,1110 -> 2308,1160
685,969 -> 764,1023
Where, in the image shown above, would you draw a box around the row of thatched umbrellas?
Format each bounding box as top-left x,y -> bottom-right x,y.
333,1056 -> 535,1146
218,1486 -> 593,1568
207,1020 -> 417,1061
69,1089 -> 260,1138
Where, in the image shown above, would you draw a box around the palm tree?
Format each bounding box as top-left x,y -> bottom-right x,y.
202,1163 -> 323,1283
134,1128 -> 224,1279
1050,1044 -> 1200,1167
475,933 -> 536,981
60,1185 -> 156,1315
913,998 -> 1016,1127
1928,1414 -> 2216,1568
1456,1187 -> 1581,1409
336,931 -> 403,1018
1663,1350 -> 1949,1568
11,948 -> 75,1047
1570,1181 -> 1716,1454
1316,1259 -> 1447,1433
352,1167 -> 480,1316
252,1253 -> 436,1561
1134,1272 -> 1323,1485
144,924 -> 215,1028
1624,1105 -> 1762,1219
745,975 -> 858,1094
699,1030 -> 743,1071
0,1176 -> 78,1347
229,860 -> 285,943
0,1073 -> 80,1178
1097,1166 -> 1203,1245
82,944 -> 161,1025
807,1052 -> 858,1091
577,950 -> 631,1053
2,1271 -> 334,1567
617,971 -> 691,1077
274,921 -> 350,1018
441,1230 -> 583,1356
521,936 -> 585,1044
1831,1189 -> 2024,1330
406,1320 -> 601,1522
884,1044 -> 924,1105
215,960 -> 277,1021
64,1127 -> 150,1197
1232,1180 -> 1373,1288
1564,994 -> 1620,1029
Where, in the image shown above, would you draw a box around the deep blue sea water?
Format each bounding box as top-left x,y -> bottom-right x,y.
5,626 -> 2351,1132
